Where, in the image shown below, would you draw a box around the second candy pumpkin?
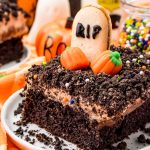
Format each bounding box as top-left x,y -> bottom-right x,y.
60,47 -> 90,70
91,50 -> 122,75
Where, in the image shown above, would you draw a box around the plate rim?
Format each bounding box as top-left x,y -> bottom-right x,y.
1,89 -> 150,150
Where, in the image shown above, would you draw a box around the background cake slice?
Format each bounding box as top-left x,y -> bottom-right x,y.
0,0 -> 28,66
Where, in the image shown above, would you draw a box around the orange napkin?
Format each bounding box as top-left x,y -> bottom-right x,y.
0,43 -> 45,150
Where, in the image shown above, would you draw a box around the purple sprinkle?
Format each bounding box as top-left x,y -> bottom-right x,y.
70,99 -> 76,105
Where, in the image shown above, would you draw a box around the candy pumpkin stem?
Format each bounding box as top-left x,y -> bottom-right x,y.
110,51 -> 122,66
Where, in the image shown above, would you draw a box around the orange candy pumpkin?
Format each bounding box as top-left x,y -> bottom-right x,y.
36,19 -> 72,62
60,47 -> 90,70
91,51 -> 122,75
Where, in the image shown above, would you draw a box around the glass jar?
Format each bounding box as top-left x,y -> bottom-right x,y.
119,0 -> 150,53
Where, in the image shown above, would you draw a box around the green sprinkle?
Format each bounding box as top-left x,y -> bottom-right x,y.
135,22 -> 140,27
137,59 -> 141,63
110,51 -> 122,66
143,21 -> 147,25
138,42 -> 142,47
131,46 -> 136,50
117,76 -> 121,81
127,35 -> 132,40
42,61 -> 47,66
126,18 -> 132,25
126,24 -> 130,28
66,46 -> 71,51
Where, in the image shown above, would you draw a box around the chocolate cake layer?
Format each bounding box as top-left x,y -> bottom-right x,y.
0,38 -> 23,66
20,46 -> 150,149
21,89 -> 150,149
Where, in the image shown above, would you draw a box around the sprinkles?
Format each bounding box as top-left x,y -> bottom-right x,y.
119,17 -> 150,52
85,78 -> 90,82
139,71 -> 144,75
65,83 -> 70,88
63,97 -> 69,103
70,99 -> 76,105
147,60 -> 150,64
33,74 -> 38,80
132,58 -> 137,62
42,61 -> 47,67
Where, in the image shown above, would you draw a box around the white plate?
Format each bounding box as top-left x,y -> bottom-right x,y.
0,47 -> 31,73
1,89 -> 150,150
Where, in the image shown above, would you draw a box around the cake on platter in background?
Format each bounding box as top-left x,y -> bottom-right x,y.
0,0 -> 28,67
15,4 -> 150,150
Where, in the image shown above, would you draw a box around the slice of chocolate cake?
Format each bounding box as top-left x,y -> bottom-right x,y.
19,45 -> 150,149
0,0 -> 28,66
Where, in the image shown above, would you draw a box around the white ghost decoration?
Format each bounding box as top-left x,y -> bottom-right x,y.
27,0 -> 70,45
71,4 -> 112,61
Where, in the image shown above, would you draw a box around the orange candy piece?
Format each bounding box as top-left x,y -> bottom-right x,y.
63,97 -> 69,103
91,50 -> 122,75
60,47 -> 90,70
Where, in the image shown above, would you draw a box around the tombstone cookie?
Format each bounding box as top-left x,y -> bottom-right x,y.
71,4 -> 112,61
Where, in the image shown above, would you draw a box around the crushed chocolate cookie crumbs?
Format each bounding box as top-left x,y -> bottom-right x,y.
28,130 -> 37,136
137,134 -> 146,143
30,139 -> 35,145
144,127 -> 150,134
146,138 -> 150,144
117,141 -> 127,150
25,135 -> 31,142
14,103 -> 23,116
13,120 -> 22,126
14,127 -> 24,137
36,133 -> 52,146
53,136 -> 63,150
